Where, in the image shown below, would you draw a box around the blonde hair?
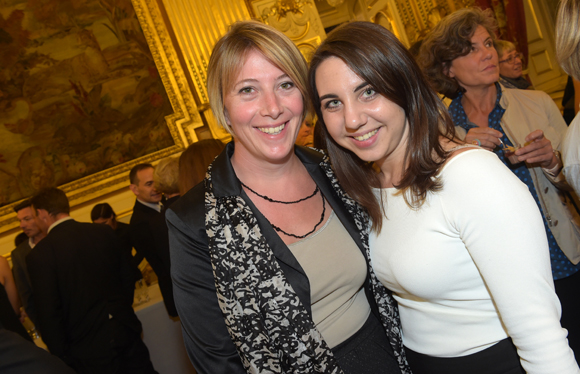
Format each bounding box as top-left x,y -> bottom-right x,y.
556,0 -> 580,81
494,39 -> 515,59
153,156 -> 180,195
207,20 -> 310,135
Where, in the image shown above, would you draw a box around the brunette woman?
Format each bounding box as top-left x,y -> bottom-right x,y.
309,21 -> 579,374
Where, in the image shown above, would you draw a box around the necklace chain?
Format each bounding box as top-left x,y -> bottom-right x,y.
239,181 -> 319,204
271,196 -> 325,239
239,180 -> 326,239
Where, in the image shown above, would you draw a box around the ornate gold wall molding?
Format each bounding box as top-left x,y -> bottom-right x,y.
159,0 -> 251,141
358,0 -> 467,47
251,0 -> 326,61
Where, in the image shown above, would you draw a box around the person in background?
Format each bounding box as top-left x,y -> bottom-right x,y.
295,112 -> 315,147
129,164 -> 177,317
0,328 -> 76,374
557,0 -> 580,198
91,203 -> 143,284
153,156 -> 180,208
494,40 -> 531,89
167,20 -> 410,374
13,233 -> 27,247
309,20 -> 579,373
0,254 -> 29,341
419,8 -> 580,358
11,200 -> 45,326
27,187 -> 158,374
177,139 -> 225,195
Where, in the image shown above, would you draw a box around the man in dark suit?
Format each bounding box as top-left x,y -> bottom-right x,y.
129,163 -> 177,317
0,327 -> 75,374
11,200 -> 46,326
27,187 -> 158,374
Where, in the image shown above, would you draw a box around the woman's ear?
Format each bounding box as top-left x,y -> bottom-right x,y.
224,109 -> 235,135
445,63 -> 455,78
224,109 -> 231,126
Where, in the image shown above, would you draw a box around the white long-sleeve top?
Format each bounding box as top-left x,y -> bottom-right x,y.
370,149 -> 579,374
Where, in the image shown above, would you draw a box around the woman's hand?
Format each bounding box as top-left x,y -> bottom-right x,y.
464,127 -> 502,151
514,130 -> 558,169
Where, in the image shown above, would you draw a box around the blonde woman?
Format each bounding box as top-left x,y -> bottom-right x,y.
166,21 -> 409,374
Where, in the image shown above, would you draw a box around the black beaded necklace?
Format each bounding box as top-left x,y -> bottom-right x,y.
239,181 -> 326,239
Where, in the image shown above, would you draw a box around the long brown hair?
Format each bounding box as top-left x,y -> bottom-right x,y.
308,21 -> 456,231
178,139 -> 225,195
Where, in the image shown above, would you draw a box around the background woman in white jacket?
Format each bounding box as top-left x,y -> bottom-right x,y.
419,7 -> 580,360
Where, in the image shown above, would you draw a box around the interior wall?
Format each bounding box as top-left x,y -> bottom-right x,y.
1,0 -> 566,259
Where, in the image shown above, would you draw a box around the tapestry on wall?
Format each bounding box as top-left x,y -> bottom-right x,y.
0,0 -> 174,207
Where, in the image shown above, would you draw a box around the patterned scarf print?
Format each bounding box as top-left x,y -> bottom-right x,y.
205,152 -> 412,374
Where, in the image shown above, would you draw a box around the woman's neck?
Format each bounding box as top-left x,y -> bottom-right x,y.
230,146 -> 311,194
461,83 -> 497,119
375,141 -> 408,189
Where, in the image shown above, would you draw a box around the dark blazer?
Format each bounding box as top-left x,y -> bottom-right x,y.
114,222 -> 144,283
167,144 -> 381,374
129,200 -> 177,317
0,283 -> 30,341
11,241 -> 36,325
0,328 -> 76,374
26,219 -> 141,365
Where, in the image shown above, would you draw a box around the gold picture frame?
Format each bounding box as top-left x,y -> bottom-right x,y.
0,0 -> 203,235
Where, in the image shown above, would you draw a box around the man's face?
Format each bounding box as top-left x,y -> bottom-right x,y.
30,207 -> 51,235
130,167 -> 162,204
17,207 -> 42,239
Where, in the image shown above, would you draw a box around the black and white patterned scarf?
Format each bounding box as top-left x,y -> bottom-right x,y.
205,152 -> 412,374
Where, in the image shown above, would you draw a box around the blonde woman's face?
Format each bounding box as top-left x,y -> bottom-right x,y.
223,49 -> 303,165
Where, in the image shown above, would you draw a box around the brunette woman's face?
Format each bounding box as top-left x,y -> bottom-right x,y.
315,57 -> 409,170
223,49 -> 304,165
447,25 -> 499,90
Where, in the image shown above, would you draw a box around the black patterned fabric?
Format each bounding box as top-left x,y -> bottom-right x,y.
204,150 -> 412,374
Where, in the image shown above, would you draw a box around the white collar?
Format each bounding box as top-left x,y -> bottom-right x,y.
47,216 -> 74,233
137,199 -> 162,213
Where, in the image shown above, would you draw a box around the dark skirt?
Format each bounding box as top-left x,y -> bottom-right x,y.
331,312 -> 400,374
405,338 -> 525,374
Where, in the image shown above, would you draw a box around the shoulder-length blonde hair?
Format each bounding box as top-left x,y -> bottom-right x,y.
207,20 -> 310,135
556,0 -> 580,81
418,8 -> 497,98
308,21 -> 456,232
